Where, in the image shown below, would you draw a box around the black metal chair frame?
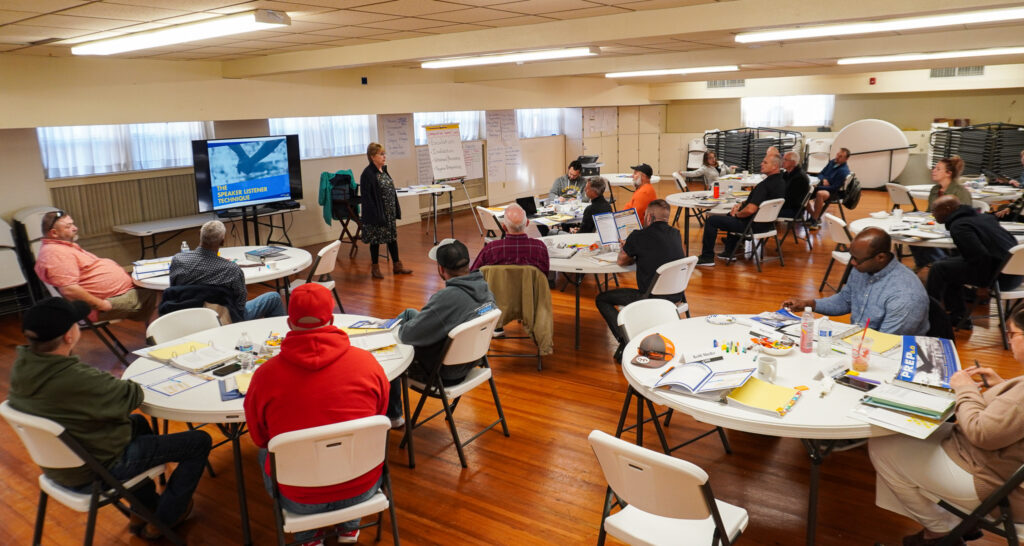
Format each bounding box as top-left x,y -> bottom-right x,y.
778,184 -> 817,252
935,461 -> 1024,546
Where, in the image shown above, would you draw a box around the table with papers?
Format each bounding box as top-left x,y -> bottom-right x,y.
131,245 -> 312,291
665,191 -> 738,254
396,184 -> 456,244
621,315 -> 901,545
541,233 -> 634,349
123,314 -> 412,546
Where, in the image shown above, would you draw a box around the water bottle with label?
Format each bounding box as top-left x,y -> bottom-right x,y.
800,307 -> 814,354
236,331 -> 254,353
180,240 -> 189,253
816,317 -> 832,358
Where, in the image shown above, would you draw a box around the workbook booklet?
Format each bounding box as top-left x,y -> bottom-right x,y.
894,335 -> 962,393
654,353 -> 755,395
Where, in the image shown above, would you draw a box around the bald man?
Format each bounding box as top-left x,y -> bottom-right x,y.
470,203 -> 549,274
784,227 -> 929,335
927,195 -> 1021,330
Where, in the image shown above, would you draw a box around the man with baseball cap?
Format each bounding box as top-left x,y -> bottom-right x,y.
244,284 -> 389,545
385,238 -> 497,424
9,297 -> 212,541
623,163 -> 657,223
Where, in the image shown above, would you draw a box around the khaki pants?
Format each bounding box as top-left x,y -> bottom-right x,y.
99,288 -> 158,323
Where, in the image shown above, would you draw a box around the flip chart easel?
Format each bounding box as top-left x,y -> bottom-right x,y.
424,123 -> 484,238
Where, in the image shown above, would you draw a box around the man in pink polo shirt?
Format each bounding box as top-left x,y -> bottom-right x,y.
34,210 -> 156,323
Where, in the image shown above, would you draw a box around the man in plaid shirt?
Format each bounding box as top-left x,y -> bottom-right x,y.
470,204 -> 549,275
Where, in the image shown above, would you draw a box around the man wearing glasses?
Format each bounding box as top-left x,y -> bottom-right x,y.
782,227 -> 929,335
34,210 -> 157,323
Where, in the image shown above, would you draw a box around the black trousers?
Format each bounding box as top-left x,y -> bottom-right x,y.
370,241 -> 400,264
700,214 -> 750,259
927,257 -> 1022,320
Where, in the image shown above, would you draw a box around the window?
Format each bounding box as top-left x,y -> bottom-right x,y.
37,121 -> 212,179
515,108 -> 563,138
741,95 -> 835,128
413,111 -> 484,145
268,115 -> 377,159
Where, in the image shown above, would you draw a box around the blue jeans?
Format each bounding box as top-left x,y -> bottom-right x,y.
245,292 -> 286,320
77,414 -> 212,527
258,449 -> 384,541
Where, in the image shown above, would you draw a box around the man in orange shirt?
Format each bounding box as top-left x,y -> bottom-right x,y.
623,163 -> 657,224
34,210 -> 156,323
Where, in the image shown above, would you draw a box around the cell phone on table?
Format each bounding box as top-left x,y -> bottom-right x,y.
212,363 -> 241,377
835,374 -> 878,392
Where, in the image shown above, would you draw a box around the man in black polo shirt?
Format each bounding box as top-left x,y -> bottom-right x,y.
696,154 -> 787,266
573,176 -> 612,234
781,151 -> 810,218
595,200 -> 685,362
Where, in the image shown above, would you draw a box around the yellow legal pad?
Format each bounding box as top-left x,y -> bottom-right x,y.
727,377 -> 802,417
147,341 -> 209,362
841,328 -> 902,354
234,372 -> 254,395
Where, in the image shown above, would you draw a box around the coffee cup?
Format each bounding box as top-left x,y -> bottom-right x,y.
758,356 -> 778,382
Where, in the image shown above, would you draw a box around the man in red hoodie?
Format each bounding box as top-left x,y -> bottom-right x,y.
244,284 -> 389,546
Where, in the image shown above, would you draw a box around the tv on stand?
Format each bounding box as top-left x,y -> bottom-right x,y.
192,134 -> 303,214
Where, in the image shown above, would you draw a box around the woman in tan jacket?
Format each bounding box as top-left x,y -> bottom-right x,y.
868,304 -> 1024,546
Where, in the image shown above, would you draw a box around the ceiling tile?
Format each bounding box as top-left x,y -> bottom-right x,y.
61,3 -> 190,22
276,19 -> 341,32
261,31 -> 336,43
443,0 -> 521,6
209,2 -> 337,16
151,13 -> 222,26
491,0 -> 601,15
0,9 -> 35,25
185,45 -> 262,54
9,44 -> 74,56
307,9 -> 400,25
421,23 -> 491,33
475,14 -> 553,27
614,0 -> 718,8
368,30 -> 434,39
359,17 -> 450,31
0,43 -> 22,51
225,38 -> 296,48
359,0 -> 468,17
28,14 -> 135,31
274,42 -> 329,51
288,0 -> 386,7
426,7 -> 521,23
105,0 -> 241,9
308,25 -> 382,37
0,1 -> 87,13
318,36 -> 385,45
598,45 -> 663,54
0,24 -> 85,44
544,5 -> 629,19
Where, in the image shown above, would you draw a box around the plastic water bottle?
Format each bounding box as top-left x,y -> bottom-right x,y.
816,317 -> 832,358
800,307 -> 814,354
180,240 -> 189,253
713,182 -> 720,199
236,331 -> 254,353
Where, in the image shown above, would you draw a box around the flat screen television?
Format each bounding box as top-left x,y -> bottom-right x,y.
192,134 -> 303,213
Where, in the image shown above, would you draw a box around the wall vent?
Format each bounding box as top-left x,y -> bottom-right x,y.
930,66 -> 984,78
707,79 -> 745,88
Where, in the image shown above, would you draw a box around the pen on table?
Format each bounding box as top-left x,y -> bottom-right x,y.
975,359 -> 990,388
660,365 -> 676,377
831,347 -> 846,354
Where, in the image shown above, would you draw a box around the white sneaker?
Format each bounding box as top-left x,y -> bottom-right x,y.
389,416 -> 405,429
336,528 -> 360,543
492,328 -> 505,338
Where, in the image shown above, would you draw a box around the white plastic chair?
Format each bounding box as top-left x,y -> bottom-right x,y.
589,430 -> 748,546
0,401 -> 180,546
818,213 -> 853,294
617,299 -> 680,342
805,138 -> 833,174
687,138 -> 707,169
266,415 -> 399,545
724,198 -> 786,272
146,308 -> 221,345
885,183 -> 919,212
288,240 -> 344,312
643,256 -> 698,317
996,244 -> 1024,349
403,309 -> 509,468
975,200 -> 991,213
476,206 -> 505,242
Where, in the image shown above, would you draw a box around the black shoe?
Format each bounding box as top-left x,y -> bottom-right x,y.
696,256 -> 715,267
716,251 -> 733,260
955,316 -> 973,331
613,344 -> 624,364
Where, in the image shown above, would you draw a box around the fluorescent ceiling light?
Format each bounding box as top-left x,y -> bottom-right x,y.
736,6 -> 1024,43
71,9 -> 290,55
421,47 -> 598,69
605,65 -> 739,78
838,46 -> 1024,65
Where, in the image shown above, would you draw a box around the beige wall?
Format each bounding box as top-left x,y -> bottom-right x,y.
0,129 -> 49,224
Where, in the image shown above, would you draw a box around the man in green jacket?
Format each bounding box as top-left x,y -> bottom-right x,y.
8,297 -> 212,540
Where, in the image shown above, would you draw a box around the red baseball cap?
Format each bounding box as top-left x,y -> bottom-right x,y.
287,284 -> 334,330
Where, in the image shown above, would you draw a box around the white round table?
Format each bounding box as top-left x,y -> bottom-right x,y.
665,191 -> 737,255
397,184 -> 456,244
124,315 -> 412,545
605,173 -> 662,187
131,246 -> 313,290
542,233 -> 635,348
905,183 -> 1022,204
621,315 -> 898,545
849,214 -> 957,249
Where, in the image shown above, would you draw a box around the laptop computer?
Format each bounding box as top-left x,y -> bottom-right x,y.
515,196 -> 540,218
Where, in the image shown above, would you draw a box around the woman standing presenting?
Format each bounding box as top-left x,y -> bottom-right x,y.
361,142 -> 412,279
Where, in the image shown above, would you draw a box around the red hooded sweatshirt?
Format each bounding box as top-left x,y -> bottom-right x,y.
244,326 -> 389,504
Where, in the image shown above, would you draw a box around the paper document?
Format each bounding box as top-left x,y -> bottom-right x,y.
351,333 -> 398,352
146,341 -> 211,362
593,209 -> 642,245
168,346 -> 239,373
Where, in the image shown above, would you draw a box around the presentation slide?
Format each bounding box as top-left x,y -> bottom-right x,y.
208,136 -> 291,210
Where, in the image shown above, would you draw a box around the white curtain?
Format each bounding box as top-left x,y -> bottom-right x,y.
269,115 -> 377,159
741,95 -> 835,127
413,111 -> 484,145
516,108 -> 563,138
37,121 -> 212,179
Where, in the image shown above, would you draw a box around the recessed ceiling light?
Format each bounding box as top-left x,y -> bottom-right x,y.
605,65 -> 739,78
421,47 -> 598,69
736,6 -> 1024,43
72,10 -> 290,55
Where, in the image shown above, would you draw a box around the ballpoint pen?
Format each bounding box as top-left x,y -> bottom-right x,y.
975,359 -> 990,388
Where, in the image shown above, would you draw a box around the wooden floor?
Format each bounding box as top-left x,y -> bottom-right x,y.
0,185 -> 1018,545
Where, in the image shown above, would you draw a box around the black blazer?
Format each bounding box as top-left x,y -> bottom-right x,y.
359,162 -> 401,226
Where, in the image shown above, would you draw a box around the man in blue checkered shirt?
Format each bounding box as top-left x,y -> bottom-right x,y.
169,221 -> 285,321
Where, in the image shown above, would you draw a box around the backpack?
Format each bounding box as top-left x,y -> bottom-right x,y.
843,174 -> 862,210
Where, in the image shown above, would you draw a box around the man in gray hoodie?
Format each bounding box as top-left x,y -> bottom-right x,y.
386,239 -> 496,423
